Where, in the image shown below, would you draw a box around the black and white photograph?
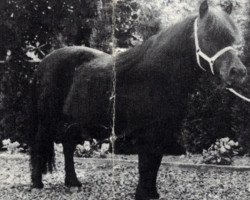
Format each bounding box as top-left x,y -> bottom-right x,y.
0,0 -> 250,199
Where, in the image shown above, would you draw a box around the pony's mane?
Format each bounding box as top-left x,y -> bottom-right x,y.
116,15 -> 197,74
115,6 -> 239,76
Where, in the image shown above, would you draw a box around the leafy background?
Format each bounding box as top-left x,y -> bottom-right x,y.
0,0 -> 250,154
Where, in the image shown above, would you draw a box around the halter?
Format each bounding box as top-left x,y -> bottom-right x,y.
194,18 -> 250,103
194,18 -> 236,74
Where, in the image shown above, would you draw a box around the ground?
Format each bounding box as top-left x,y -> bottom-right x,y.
1,153 -> 250,200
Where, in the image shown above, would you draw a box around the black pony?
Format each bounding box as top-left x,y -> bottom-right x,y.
29,1 -> 247,199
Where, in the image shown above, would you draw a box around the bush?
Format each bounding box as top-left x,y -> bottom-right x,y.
180,74 -> 237,153
74,140 -> 110,158
0,0 -> 100,146
202,137 -> 240,165
0,0 -> 250,155
1,138 -> 28,154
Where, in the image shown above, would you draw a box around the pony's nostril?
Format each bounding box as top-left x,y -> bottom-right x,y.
228,67 -> 248,85
239,68 -> 247,78
229,67 -> 247,77
229,68 -> 237,76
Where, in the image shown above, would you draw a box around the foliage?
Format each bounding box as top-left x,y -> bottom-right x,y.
91,0 -> 160,50
202,137 -> 240,165
0,0 -> 99,145
180,74 -> 237,153
244,1 -> 250,67
0,0 -> 250,154
180,0 -> 250,153
54,143 -> 63,155
1,138 -> 27,154
74,140 -> 110,158
231,1 -> 250,153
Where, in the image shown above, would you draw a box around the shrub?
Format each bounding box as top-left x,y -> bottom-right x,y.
0,0 -> 249,155
0,0 -> 100,146
1,138 -> 27,154
74,140 -> 110,158
202,137 -> 240,165
180,74 -> 237,153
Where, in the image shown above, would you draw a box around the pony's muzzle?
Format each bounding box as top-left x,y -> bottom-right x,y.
229,67 -> 247,78
228,64 -> 247,85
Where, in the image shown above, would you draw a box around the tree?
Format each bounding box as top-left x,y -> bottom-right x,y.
0,0 -> 100,145
230,0 -> 250,153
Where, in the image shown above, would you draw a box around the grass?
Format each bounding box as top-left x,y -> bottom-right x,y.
1,153 -> 250,199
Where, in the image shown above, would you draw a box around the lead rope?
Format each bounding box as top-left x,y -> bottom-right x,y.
226,88 -> 250,103
194,18 -> 250,103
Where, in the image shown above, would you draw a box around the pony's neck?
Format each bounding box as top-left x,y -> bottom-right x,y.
116,15 -> 200,86
151,16 -> 202,93
158,16 -> 197,65
141,15 -> 198,75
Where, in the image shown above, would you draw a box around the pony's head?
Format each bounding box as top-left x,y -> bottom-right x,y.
195,0 -> 247,88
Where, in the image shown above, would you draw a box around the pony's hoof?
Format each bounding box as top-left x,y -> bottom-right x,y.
149,189 -> 160,199
135,192 -> 150,200
135,186 -> 160,200
65,178 -> 82,187
31,182 -> 44,189
150,192 -> 160,199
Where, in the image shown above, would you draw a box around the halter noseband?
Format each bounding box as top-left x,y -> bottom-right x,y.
194,18 -> 236,74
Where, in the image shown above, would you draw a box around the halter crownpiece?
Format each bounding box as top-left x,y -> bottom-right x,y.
194,18 -> 236,74
194,18 -> 250,103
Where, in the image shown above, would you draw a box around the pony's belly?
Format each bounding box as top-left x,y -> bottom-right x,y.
63,67 -> 113,127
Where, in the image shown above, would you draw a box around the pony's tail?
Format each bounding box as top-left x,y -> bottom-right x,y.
28,74 -> 55,174
27,76 -> 38,149
27,75 -> 39,173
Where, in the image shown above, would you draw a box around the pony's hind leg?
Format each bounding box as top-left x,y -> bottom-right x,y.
31,123 -> 48,189
62,125 -> 82,187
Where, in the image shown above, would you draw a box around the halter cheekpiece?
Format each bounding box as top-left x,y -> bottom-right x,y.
194,18 -> 236,74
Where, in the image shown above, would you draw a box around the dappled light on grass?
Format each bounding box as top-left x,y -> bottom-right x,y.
1,153 -> 250,199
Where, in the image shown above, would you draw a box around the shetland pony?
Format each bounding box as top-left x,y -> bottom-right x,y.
29,1 -> 247,199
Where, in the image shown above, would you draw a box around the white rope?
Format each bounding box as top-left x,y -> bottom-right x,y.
227,88 -> 250,103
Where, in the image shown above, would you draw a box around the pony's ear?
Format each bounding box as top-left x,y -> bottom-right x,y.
222,2 -> 233,15
199,0 -> 209,18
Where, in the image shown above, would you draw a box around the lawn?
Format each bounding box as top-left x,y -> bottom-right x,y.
1,153 -> 250,200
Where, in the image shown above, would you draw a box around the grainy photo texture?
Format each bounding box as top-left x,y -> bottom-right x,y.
0,0 -> 250,199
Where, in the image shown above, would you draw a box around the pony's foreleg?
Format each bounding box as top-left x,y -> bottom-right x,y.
31,155 -> 44,188
135,129 -> 164,200
62,127 -> 82,187
135,151 -> 163,200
